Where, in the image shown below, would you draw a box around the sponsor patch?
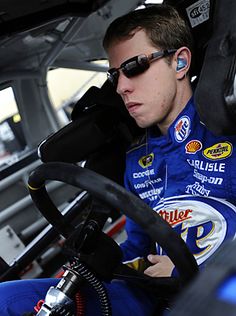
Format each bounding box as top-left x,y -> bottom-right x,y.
186,0 -> 210,28
134,178 -> 162,190
185,140 -> 202,154
193,169 -> 223,185
155,196 -> 236,265
139,187 -> 163,201
185,181 -> 210,197
174,115 -> 191,143
133,168 -> 155,179
187,159 -> 226,173
138,153 -> 154,168
159,208 -> 193,226
203,142 -> 232,160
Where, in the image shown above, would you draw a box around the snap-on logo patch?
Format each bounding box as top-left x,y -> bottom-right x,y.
138,153 -> 154,168
174,116 -> 191,143
185,140 -> 202,154
203,142 -> 232,160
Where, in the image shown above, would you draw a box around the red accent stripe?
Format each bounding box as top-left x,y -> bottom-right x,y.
105,215 -> 126,237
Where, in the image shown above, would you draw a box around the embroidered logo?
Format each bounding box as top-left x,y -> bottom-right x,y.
203,142 -> 232,160
138,153 -> 154,168
185,181 -> 210,196
186,0 -> 210,28
158,209 -> 193,226
155,196 -> 236,266
185,140 -> 202,154
174,116 -> 191,143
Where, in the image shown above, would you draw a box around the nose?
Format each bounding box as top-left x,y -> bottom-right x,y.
116,72 -> 134,96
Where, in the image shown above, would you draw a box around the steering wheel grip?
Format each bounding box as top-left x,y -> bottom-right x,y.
28,162 -> 198,286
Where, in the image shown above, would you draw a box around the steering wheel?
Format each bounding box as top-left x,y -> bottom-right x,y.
28,162 -> 198,289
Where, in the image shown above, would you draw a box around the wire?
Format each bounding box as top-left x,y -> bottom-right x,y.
72,259 -> 112,316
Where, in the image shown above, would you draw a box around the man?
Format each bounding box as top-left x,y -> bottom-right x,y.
1,4 -> 236,316
104,4 -> 193,278
104,5 -> 236,276
103,4 -> 236,278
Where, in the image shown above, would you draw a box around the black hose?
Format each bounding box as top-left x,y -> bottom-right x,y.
73,260 -> 112,316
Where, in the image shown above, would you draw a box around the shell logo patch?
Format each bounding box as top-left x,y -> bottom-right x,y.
185,140 -> 202,154
174,115 -> 191,143
203,142 -> 232,160
138,153 -> 154,168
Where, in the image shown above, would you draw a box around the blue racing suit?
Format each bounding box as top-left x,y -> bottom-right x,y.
121,96 -> 236,271
1,97 -> 236,315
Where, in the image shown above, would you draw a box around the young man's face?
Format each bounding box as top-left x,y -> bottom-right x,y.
107,29 -> 180,132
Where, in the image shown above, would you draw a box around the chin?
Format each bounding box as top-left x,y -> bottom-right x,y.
136,120 -> 152,129
136,122 -> 146,128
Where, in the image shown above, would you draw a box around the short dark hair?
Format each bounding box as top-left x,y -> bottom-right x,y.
103,5 -> 193,53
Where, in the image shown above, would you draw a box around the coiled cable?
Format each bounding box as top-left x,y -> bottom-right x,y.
72,259 -> 112,316
75,291 -> 85,316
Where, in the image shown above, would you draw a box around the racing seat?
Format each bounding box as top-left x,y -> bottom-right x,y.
39,80 -> 142,185
163,1 -> 236,315
165,0 -> 236,135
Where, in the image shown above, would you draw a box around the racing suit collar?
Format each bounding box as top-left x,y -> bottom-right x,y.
147,96 -> 195,144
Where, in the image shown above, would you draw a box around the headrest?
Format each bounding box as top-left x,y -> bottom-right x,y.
38,81 -> 142,164
164,0 -> 215,77
194,0 -> 236,135
165,0 -> 236,135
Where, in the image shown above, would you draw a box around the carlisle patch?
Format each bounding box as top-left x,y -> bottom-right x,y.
138,153 -> 154,168
203,142 -> 232,160
174,115 -> 191,143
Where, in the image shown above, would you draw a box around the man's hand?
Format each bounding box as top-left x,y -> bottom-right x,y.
144,254 -> 174,277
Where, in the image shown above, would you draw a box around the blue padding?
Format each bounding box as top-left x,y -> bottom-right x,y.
217,274 -> 236,304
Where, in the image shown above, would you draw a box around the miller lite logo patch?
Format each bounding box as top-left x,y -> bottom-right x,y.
158,208 -> 193,226
203,142 -> 232,160
185,140 -> 202,154
138,153 -> 154,168
155,196 -> 236,265
174,116 -> 191,143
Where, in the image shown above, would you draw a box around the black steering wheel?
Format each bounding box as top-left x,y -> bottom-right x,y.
28,162 -> 198,289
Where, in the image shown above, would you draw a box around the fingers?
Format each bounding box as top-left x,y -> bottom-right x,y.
147,254 -> 161,264
144,264 -> 160,277
144,255 -> 175,277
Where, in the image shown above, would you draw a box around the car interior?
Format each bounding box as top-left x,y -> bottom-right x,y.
1,0 -> 236,315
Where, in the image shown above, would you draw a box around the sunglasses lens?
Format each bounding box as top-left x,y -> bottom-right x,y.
123,55 -> 149,77
107,55 -> 150,87
107,68 -> 119,86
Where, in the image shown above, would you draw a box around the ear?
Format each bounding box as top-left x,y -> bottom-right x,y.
174,47 -> 191,80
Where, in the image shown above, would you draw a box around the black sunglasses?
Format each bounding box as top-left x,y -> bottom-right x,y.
107,49 -> 177,87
